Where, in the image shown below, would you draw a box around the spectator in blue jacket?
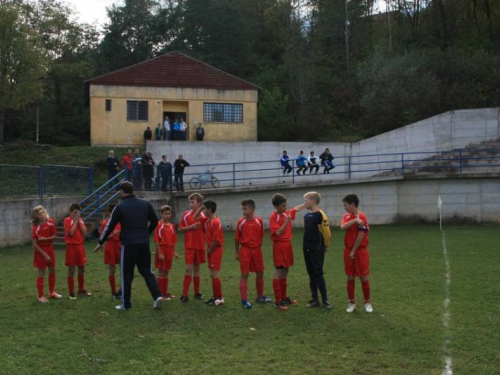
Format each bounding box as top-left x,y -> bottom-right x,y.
296,150 -> 308,175
280,150 -> 292,175
319,148 -> 335,174
173,119 -> 180,141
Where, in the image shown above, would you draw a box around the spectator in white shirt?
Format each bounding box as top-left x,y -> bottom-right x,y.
307,151 -> 320,175
180,118 -> 188,141
163,116 -> 171,141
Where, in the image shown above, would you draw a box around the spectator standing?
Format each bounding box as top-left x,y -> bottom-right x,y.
180,118 -> 188,141
106,150 -> 120,183
173,119 -> 180,141
163,116 -> 171,141
173,155 -> 190,192
158,155 -> 173,192
133,149 -> 143,189
308,151 -> 320,175
196,123 -> 205,141
319,148 -> 335,174
144,127 -> 152,146
280,150 -> 292,175
155,124 -> 162,140
142,151 -> 155,191
121,149 -> 134,181
296,151 -> 308,175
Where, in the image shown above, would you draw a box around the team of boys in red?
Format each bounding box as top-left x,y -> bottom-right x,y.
154,212 -> 179,299
99,215 -> 122,297
203,202 -> 224,304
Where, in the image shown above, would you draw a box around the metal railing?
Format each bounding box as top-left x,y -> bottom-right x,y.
0,164 -> 94,198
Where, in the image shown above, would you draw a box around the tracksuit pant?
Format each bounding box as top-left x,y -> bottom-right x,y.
303,244 -> 328,302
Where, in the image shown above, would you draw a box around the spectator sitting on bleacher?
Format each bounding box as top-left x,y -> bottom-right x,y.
280,150 -> 292,175
296,150 -> 308,175
319,148 -> 335,174
308,151 -> 320,175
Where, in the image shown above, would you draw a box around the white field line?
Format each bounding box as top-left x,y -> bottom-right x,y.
441,231 -> 453,375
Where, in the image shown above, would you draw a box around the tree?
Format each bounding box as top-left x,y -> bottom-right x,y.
0,3 -> 47,144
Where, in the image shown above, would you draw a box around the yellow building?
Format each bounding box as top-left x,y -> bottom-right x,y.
85,52 -> 259,146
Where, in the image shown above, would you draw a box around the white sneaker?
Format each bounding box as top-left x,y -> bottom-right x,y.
153,296 -> 163,310
115,304 -> 129,311
364,303 -> 373,313
214,298 -> 225,306
346,303 -> 356,313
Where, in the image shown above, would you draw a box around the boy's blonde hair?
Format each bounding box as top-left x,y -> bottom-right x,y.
304,192 -> 321,204
30,205 -> 49,225
188,193 -> 203,203
160,205 -> 172,213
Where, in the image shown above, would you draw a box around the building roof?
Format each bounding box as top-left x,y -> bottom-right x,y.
86,51 -> 259,91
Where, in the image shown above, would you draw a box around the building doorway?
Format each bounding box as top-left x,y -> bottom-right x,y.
163,111 -> 188,141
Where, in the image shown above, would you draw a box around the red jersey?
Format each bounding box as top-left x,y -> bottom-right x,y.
341,212 -> 370,249
269,209 -> 296,242
154,221 -> 178,247
179,210 -> 206,250
205,216 -> 224,250
235,216 -> 264,248
122,155 -> 133,170
31,218 -> 57,248
101,219 -> 121,243
64,216 -> 86,245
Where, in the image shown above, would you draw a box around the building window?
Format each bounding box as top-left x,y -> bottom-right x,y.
105,99 -> 112,112
203,103 -> 243,123
127,100 -> 148,121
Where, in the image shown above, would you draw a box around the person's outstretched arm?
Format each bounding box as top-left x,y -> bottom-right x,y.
148,203 -> 159,235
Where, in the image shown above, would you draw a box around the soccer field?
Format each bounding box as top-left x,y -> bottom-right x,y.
0,225 -> 499,374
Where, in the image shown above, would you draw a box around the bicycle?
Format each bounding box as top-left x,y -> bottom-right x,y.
189,167 -> 220,190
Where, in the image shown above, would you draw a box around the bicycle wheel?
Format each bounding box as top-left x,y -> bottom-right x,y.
210,176 -> 220,188
189,177 -> 202,190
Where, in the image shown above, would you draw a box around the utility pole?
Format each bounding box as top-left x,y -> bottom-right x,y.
345,0 -> 350,76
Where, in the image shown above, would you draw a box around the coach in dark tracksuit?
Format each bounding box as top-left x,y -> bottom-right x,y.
95,181 -> 163,311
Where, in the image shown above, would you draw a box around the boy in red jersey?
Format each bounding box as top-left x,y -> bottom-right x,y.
269,194 -> 305,311
235,198 -> 272,309
199,199 -> 224,306
341,194 -> 373,313
178,193 -> 206,302
31,206 -> 62,303
64,203 -> 91,300
154,205 -> 180,300
94,204 -> 122,299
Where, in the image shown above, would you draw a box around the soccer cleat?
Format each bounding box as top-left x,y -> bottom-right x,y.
37,296 -> 49,303
274,302 -> 289,311
112,292 -> 122,300
306,299 -> 320,308
164,293 -> 175,301
214,298 -> 224,306
179,295 -> 189,303
153,296 -> 163,310
346,303 -> 356,313
241,300 -> 252,309
255,296 -> 273,304
115,304 -> 130,311
205,297 -> 216,305
323,300 -> 332,310
69,293 -> 77,300
364,303 -> 373,313
283,297 -> 298,305
78,289 -> 92,297
194,293 -> 204,300
49,292 -> 62,299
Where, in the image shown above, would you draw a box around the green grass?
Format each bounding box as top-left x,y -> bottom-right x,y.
0,225 -> 499,374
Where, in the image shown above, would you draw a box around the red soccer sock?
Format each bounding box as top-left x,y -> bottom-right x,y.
109,275 -> 116,294
361,280 -> 371,303
37,277 -> 44,298
212,278 -> 222,299
165,277 -> 169,295
78,274 -> 85,292
273,278 -> 282,303
256,276 -> 264,299
67,276 -> 74,295
48,273 -> 56,294
194,276 -> 201,295
156,277 -> 165,296
239,279 -> 248,301
182,275 -> 192,297
347,279 -> 355,303
281,278 -> 288,299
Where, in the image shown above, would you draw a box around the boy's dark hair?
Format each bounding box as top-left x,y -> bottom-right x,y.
241,198 -> 255,209
272,193 -> 287,207
108,204 -> 116,213
188,193 -> 203,203
69,203 -> 81,212
120,181 -> 134,194
160,205 -> 172,213
283,150 -> 287,153
342,194 -> 359,207
203,199 -> 217,213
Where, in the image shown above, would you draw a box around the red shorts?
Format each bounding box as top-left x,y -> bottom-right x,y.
65,244 -> 87,267
155,246 -> 174,271
344,247 -> 370,277
104,241 -> 121,266
185,247 -> 206,265
272,241 -> 294,268
239,246 -> 264,274
33,246 -> 56,269
208,247 -> 223,271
